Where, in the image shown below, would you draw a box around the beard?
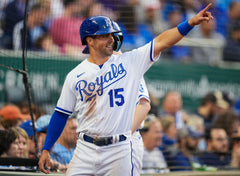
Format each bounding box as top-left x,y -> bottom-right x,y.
185,141 -> 198,153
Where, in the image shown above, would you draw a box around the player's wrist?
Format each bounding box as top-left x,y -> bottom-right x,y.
41,147 -> 51,153
177,20 -> 194,36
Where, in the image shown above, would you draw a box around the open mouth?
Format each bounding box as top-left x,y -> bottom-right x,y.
106,45 -> 113,50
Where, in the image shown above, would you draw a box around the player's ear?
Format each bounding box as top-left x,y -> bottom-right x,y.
86,36 -> 94,46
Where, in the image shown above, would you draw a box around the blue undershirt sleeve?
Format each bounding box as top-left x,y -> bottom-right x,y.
41,110 -> 69,152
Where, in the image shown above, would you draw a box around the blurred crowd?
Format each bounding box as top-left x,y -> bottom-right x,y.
142,90 -> 240,173
0,0 -> 240,63
0,89 -> 240,173
0,102 -> 76,172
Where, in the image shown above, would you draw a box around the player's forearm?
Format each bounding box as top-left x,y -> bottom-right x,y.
153,27 -> 184,57
131,99 -> 151,134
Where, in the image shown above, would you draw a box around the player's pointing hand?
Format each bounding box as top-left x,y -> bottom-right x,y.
188,3 -> 214,26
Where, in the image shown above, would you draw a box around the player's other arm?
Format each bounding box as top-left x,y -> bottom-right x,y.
131,98 -> 151,134
153,3 -> 213,58
38,111 -> 69,174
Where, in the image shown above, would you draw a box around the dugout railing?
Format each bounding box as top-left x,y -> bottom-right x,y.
1,171 -> 240,176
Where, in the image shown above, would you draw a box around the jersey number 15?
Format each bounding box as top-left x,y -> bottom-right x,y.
108,88 -> 125,107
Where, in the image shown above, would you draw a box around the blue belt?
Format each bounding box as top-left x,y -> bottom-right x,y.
83,134 -> 127,146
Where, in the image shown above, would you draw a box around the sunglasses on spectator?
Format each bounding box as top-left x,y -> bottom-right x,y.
212,137 -> 228,142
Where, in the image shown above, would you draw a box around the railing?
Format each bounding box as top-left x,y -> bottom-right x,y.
0,170 -> 240,176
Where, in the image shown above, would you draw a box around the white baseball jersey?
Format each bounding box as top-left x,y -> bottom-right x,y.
132,77 -> 150,176
56,41 -> 160,137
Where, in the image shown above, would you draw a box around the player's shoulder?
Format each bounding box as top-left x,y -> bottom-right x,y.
66,59 -> 87,77
122,41 -> 153,55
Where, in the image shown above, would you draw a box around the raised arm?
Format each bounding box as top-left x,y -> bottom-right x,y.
153,3 -> 214,58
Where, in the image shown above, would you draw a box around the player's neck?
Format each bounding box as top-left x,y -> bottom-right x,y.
88,55 -> 110,65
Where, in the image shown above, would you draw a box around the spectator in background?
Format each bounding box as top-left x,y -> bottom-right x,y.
201,0 -> 228,37
165,126 -> 203,171
14,126 -> 29,158
198,127 -> 231,169
216,0 -> 240,12
159,115 -> 178,154
182,0 -> 201,20
148,92 -> 160,116
181,0 -> 201,37
117,4 -> 155,52
186,115 -> 204,137
35,114 -> 52,150
50,0 -> 64,19
19,120 -> 67,172
0,117 -> 5,130
0,0 -> 26,49
136,0 -> 168,36
88,1 -> 118,21
36,0 -> 52,30
97,0 -> 127,15
12,2 -> 51,50
214,90 -> 233,116
186,115 -> 205,151
19,116 -> 53,159
0,130 -> 6,156
190,20 -> 225,65
160,0 -> 183,22
223,21 -> 240,62
234,97 -> 240,116
227,1 -> 240,37
17,101 -> 46,121
19,120 -> 46,159
213,110 -> 239,138
0,104 -> 30,129
49,0 -> 91,57
193,91 -> 217,130
50,114 -> 78,165
230,125 -> 240,168
163,5 -> 191,62
140,114 -> 169,174
35,32 -> 61,53
0,1 -> 9,35
159,91 -> 188,130
0,127 -> 22,158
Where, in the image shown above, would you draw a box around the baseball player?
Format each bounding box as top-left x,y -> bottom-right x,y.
39,4 -> 213,175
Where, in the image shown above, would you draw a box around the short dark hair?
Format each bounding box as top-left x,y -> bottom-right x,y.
0,128 -> 19,155
205,126 -> 226,141
30,2 -> 44,12
200,92 -> 216,106
63,0 -> 77,7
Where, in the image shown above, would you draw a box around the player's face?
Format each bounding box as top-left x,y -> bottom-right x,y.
93,33 -> 114,56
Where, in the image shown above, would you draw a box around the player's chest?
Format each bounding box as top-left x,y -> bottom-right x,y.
74,62 -> 128,100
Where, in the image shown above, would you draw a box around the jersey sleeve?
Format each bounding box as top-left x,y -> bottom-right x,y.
136,77 -> 150,105
123,41 -> 161,77
55,73 -> 76,115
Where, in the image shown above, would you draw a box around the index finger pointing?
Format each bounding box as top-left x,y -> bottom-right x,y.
202,3 -> 212,12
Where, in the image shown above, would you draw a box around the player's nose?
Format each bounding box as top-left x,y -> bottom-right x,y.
108,33 -> 114,42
